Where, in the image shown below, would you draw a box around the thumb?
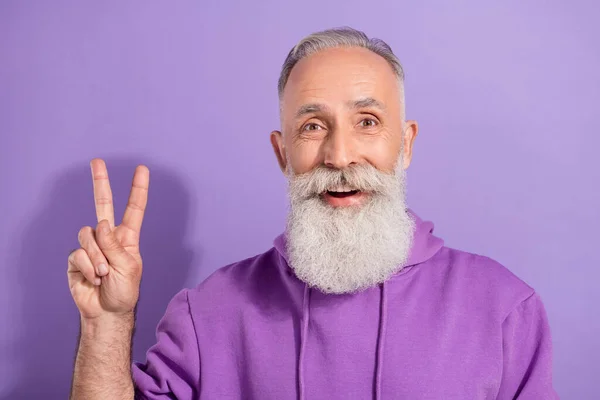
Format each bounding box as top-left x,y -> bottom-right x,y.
95,219 -> 135,269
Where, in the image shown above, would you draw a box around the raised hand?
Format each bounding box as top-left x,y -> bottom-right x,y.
67,159 -> 149,320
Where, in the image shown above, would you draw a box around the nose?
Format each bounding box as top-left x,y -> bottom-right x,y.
323,130 -> 358,169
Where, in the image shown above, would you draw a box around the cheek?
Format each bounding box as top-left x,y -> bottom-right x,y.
362,135 -> 402,172
286,138 -> 322,174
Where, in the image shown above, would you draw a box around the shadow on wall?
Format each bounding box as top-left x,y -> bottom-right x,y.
8,158 -> 198,399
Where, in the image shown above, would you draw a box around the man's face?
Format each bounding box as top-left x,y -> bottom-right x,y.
271,46 -> 418,294
271,46 -> 418,207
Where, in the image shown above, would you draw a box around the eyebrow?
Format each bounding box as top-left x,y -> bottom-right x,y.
294,103 -> 330,119
348,97 -> 386,111
293,97 -> 386,119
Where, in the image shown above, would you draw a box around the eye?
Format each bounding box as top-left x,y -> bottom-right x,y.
302,123 -> 323,132
359,118 -> 378,127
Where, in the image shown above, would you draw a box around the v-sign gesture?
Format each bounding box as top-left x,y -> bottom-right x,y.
68,159 -> 150,320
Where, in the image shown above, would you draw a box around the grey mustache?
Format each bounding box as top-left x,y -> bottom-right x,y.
290,164 -> 396,199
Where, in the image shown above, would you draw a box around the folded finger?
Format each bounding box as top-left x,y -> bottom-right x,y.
68,248 -> 101,286
78,226 -> 110,277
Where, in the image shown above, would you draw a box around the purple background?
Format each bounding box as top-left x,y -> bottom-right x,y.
1,1 -> 598,398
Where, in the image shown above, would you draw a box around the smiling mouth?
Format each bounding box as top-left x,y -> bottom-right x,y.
320,187 -> 368,207
326,190 -> 361,198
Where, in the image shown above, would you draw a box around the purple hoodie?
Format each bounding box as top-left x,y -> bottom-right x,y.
132,211 -> 558,399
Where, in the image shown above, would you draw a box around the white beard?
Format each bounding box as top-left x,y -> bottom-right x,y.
286,160 -> 415,294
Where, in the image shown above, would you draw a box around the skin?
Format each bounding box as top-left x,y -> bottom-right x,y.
270,47 -> 418,207
69,159 -> 149,400
68,46 -> 418,398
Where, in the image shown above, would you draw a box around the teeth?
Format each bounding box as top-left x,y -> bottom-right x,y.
328,186 -> 357,193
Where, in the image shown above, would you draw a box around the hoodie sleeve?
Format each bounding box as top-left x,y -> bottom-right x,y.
497,292 -> 559,399
131,289 -> 200,399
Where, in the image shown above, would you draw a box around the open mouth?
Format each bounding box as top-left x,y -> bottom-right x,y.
326,190 -> 361,198
321,187 -> 367,207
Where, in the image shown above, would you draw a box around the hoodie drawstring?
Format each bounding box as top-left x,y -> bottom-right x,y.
298,282 -> 388,400
298,284 -> 310,400
375,281 -> 388,400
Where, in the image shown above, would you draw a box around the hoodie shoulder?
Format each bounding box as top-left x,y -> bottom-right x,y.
405,211 -> 536,316
428,246 -> 536,318
190,247 -> 280,294
186,247 -> 293,317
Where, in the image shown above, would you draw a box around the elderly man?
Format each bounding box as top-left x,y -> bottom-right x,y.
68,27 -> 558,399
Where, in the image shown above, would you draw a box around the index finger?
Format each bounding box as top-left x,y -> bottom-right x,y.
90,158 -> 115,229
120,165 -> 149,235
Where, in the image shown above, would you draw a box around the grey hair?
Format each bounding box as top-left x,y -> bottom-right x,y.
278,27 -> 406,117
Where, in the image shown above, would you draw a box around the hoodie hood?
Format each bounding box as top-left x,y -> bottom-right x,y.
273,208 -> 444,274
404,209 -> 445,267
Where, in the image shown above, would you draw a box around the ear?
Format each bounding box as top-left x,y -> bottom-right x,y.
401,120 -> 418,170
270,130 -> 288,174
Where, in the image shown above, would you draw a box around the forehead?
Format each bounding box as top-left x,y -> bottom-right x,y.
281,47 -> 401,115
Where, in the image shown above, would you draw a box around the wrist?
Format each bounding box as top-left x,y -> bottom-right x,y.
80,312 -> 135,340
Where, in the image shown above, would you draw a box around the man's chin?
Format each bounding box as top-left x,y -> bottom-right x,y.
287,191 -> 415,294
